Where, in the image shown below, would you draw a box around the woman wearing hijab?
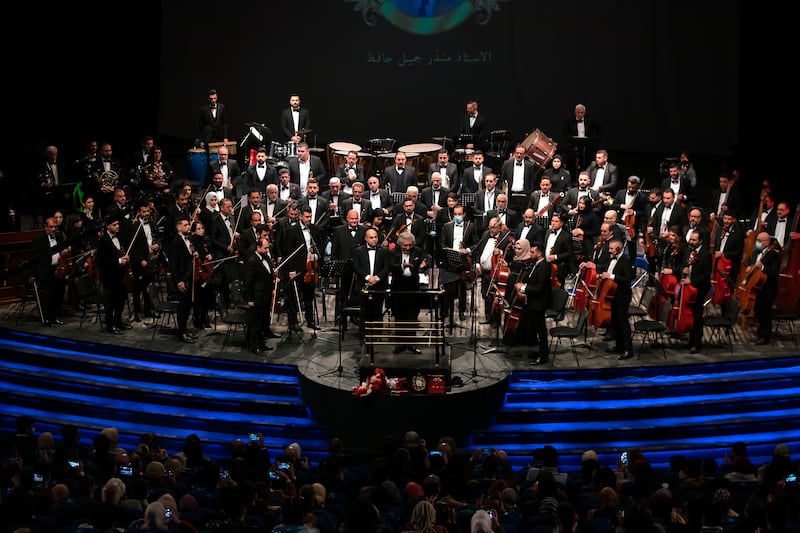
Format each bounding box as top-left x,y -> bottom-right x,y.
543,154 -> 571,194
197,190 -> 220,232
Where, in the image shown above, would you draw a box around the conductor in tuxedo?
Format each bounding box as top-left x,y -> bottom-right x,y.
598,239 -> 634,360
353,227 -> 391,337
390,232 -> 429,354
514,242 -> 552,365
243,237 -> 278,356
561,103 -> 600,174
281,93 -> 312,143
198,89 -> 228,150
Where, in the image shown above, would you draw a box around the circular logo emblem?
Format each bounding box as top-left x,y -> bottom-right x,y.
412,374 -> 427,391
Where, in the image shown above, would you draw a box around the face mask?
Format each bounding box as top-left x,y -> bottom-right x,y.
754,242 -> 764,251
454,216 -> 463,224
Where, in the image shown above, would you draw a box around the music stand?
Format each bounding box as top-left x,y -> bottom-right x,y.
441,248 -> 470,335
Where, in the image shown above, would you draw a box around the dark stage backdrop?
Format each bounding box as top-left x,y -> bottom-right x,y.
159,0 -> 739,157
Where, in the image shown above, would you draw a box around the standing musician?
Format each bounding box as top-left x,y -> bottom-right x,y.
684,230 -> 713,354
331,210 -> 369,312
708,172 -> 744,228
501,239 -> 536,347
542,212 -> 575,287
243,236 -> 279,356
564,171 -> 601,217
210,197 -> 240,308
390,232 -> 429,354
515,208 -> 545,248
168,217 -> 198,344
473,215 -> 512,326
512,241 -> 552,365
500,144 -> 538,213
613,176 -> 648,260
244,147 -> 278,197
746,192 -> 777,237
486,194 -> 520,231
366,176 -> 394,218
657,226 -> 688,309
336,150 -> 366,195
647,189 -> 687,255
660,162 -> 693,208
598,239 -> 634,360
746,232 -> 782,345
321,177 -> 350,225
279,205 -> 326,331
341,181 -> 371,224
139,146 -> 173,204
30,216 -> 69,327
387,196 -> 427,248
237,189 -> 265,233
190,220 -> 215,330
128,203 -> 162,323
527,176 -> 561,229
570,196 -> 602,264
298,178 -> 330,233
439,204 -> 479,323
264,183 -> 287,231
383,151 -> 417,195
237,212 -> 265,263
473,173 -> 501,233
711,210 -> 744,286
164,188 -> 193,241
353,227 -> 391,337
97,219 -> 131,335
207,144 -> 240,196
197,191 -> 221,235
454,150 -> 492,194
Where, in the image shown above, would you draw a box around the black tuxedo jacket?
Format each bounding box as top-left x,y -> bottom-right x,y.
199,103 -> 228,145
515,221 -> 545,246
280,107 -> 311,141
31,231 -> 64,280
527,191 -> 564,217
456,164 -> 492,194
457,113 -> 489,149
420,186 -> 449,210
97,231 -> 127,286
331,224 -> 368,262
487,208 -> 520,230
521,259 -> 553,311
713,220 -> 745,262
440,220 -> 479,255
320,190 -> 351,216
383,166 -> 417,194
564,187 -> 601,213
340,197 -> 372,223
237,203 -> 265,233
243,251 -> 276,306
244,163 -> 278,194
651,202 -> 688,236
598,252 -> 633,302
426,162 -> 459,188
288,156 -> 327,190
660,176 -> 694,206
279,222 -> 326,277
500,159 -> 538,195
353,245 -> 391,290
167,234 -> 194,291
390,245 -> 428,292
585,161 -> 619,194
709,186 -> 744,218
207,158 -> 242,186
336,163 -> 366,189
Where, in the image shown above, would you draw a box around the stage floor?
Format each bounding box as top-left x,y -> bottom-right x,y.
5,282 -> 798,395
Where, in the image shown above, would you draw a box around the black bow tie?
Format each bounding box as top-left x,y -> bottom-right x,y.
579,188 -> 587,192
367,247 -> 376,251
440,165 -> 447,169
103,159 -> 111,163
778,218 -> 787,223
597,166 -> 604,170
258,164 -> 265,168
474,166 -> 481,170
282,186 -> 288,190
499,210 -> 506,214
397,167 -> 404,172
516,162 -> 523,166
455,224 -> 463,227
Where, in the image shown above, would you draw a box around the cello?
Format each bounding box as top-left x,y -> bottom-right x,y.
775,201 -> 800,313
587,277 -> 616,329
709,223 -> 733,306
572,265 -> 598,314
503,262 -> 532,336
732,246 -> 770,318
667,251 -> 698,334
738,180 -> 770,284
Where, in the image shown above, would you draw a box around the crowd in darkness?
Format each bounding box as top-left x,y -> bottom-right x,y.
1,416 -> 799,533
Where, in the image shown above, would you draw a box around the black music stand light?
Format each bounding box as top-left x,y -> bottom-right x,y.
319,259 -> 358,378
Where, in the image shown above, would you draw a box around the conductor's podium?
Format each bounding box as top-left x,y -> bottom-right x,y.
360,288 -> 449,393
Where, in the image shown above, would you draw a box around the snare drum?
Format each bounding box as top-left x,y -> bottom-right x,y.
285,141 -> 299,158
453,148 -> 475,162
269,141 -> 286,161
520,128 -> 557,169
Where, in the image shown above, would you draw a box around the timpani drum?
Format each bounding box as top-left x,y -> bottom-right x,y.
398,143 -> 442,177
358,151 -> 374,178
327,141 -> 362,176
520,128 -> 557,169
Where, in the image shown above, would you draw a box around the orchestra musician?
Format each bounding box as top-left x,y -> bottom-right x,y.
454,150 -> 492,194
336,150 -> 366,196
197,191 -> 221,236
237,189 -> 266,233
542,212 -> 575,287
658,226 -> 688,307
772,202 -> 796,248
598,239 -> 634,360
648,189 -> 687,254
390,232 -> 429,354
264,183 -> 287,229
747,232 -> 781,345
513,242 -> 552,365
244,147 -> 278,197
570,196 -> 601,263
746,192 -> 777,236
320,177 -> 350,225
383,151 -> 417,194
486,194 -> 520,231
243,236 -> 279,356
473,173 -> 501,233
365,176 -> 393,218
564,171 -> 601,217
353,227 -> 391,337
684,230 -> 713,354
501,239 -> 536,346
237,212 -> 265,263
129,202 -> 162,323
30,216 -> 69,327
210,197 -> 240,308
527,176 -> 561,229
167,217 -> 197,344
660,161 -> 692,208
439,204 -> 478,323
514,208 -> 545,248
387,196 -> 427,248
298,178 -> 330,233
420,173 -> 449,220
139,145 -> 173,203
473,215 -> 510,326
97,219 -> 131,335
207,144 -> 240,196
612,176 -> 648,260
279,205 -> 326,332
711,210 -> 745,286
331,210 -> 369,312
190,220 -> 215,330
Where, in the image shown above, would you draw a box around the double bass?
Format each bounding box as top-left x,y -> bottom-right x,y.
572,264 -> 598,315
709,223 -> 733,306
775,202 -> 800,313
732,246 -> 770,318
503,262 -> 532,336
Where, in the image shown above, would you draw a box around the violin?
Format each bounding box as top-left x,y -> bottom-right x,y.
54,250 -> 72,281
194,256 -> 214,284
303,250 -> 319,284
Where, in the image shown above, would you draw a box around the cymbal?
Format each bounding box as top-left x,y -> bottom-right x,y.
432,136 -> 452,142
296,128 -> 313,135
